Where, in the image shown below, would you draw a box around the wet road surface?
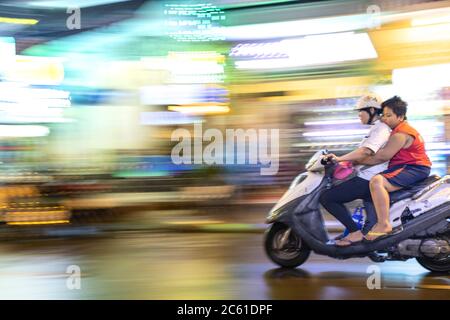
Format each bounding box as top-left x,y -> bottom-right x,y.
0,232 -> 448,299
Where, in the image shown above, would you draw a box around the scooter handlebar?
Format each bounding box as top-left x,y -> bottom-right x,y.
320,155 -> 337,166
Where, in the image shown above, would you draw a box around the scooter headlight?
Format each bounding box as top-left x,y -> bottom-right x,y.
267,211 -> 282,223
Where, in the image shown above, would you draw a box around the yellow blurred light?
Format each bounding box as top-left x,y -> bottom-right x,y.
7,210 -> 67,215
0,186 -> 40,197
4,55 -> 65,85
229,75 -> 375,101
7,220 -> 69,226
416,285 -> 450,290
368,21 -> 450,70
141,52 -> 225,84
168,51 -> 225,63
0,17 -> 39,25
168,105 -> 230,115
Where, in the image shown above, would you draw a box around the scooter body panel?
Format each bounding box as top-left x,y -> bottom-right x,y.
269,171 -> 323,215
269,150 -> 328,217
390,176 -> 450,228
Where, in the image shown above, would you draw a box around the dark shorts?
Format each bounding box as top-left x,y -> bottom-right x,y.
380,164 -> 431,188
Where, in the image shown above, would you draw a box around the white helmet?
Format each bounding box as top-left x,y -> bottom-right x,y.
354,93 -> 383,111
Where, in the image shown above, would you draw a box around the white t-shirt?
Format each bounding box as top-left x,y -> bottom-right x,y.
356,120 -> 391,181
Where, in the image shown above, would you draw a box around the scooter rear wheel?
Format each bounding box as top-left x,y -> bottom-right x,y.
264,222 -> 311,268
416,235 -> 450,273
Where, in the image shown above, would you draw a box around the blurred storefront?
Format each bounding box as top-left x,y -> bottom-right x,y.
1,0 -> 450,225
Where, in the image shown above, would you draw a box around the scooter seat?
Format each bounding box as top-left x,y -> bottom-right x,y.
389,175 -> 440,204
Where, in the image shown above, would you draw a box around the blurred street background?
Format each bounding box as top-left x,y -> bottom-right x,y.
0,0 -> 450,299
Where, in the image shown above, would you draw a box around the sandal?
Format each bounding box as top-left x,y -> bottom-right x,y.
333,232 -> 348,241
363,227 -> 402,242
335,238 -> 363,247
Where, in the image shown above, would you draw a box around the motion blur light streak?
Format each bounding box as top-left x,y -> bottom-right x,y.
141,51 -> 226,83
140,112 -> 201,125
406,22 -> 450,42
0,90 -> 70,107
393,63 -> 450,89
7,220 -> 70,225
304,120 -> 361,126
0,17 -> 39,25
27,0 -> 130,8
234,33 -> 377,70
302,129 -> 369,138
4,55 -> 65,85
219,14 -> 371,40
0,37 -> 15,56
140,85 -> 228,105
411,12 -> 450,26
168,105 -> 230,115
0,125 -> 50,137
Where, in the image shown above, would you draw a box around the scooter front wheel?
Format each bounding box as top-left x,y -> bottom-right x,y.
264,222 -> 311,268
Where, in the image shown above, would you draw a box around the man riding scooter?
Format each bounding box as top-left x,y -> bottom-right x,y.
319,93 -> 391,246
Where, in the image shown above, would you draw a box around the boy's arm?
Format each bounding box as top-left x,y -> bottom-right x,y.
358,133 -> 407,165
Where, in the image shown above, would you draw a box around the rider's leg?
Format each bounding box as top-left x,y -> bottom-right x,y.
362,199 -> 377,235
319,177 -> 371,237
366,174 -> 402,239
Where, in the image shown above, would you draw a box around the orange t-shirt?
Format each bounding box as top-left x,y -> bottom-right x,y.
389,121 -> 432,168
